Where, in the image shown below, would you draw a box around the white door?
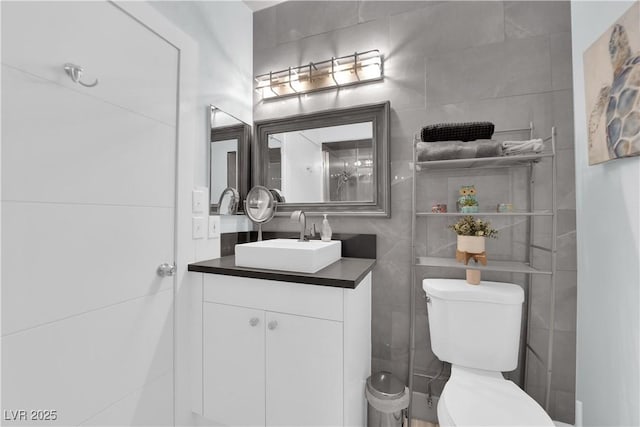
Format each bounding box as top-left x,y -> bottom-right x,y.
1,2 -> 178,425
204,303 -> 266,426
265,312 -> 344,427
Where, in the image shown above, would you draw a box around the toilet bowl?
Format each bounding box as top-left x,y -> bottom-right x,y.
423,279 -> 554,427
437,365 -> 553,426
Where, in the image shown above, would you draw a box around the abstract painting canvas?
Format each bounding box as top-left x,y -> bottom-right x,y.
584,1 -> 640,165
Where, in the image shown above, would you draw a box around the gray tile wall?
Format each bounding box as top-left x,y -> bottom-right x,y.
253,1 -> 576,422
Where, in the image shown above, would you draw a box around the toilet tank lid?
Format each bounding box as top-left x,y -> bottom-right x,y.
423,279 -> 524,305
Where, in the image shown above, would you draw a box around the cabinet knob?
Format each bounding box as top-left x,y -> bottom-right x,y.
249,317 -> 260,327
268,320 -> 278,330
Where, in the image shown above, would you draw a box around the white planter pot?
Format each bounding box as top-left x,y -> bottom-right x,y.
457,235 -> 485,254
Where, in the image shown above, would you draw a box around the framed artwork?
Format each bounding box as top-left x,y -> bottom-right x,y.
584,1 -> 640,165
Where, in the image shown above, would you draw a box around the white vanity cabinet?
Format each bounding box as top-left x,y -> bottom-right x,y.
200,272 -> 371,427
203,303 -> 265,426
264,311 -> 343,426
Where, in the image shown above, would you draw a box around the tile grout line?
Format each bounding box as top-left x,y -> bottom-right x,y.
1,199 -> 174,209
75,368 -> 173,427
2,287 -> 173,338
423,88 -> 575,113
1,62 -> 177,129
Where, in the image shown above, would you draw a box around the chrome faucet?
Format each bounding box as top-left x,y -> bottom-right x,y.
290,210 -> 307,242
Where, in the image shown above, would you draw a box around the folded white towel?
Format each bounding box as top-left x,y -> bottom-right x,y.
501,138 -> 544,155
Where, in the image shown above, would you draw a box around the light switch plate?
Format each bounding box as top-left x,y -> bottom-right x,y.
208,216 -> 220,239
192,189 -> 206,214
192,217 -> 205,239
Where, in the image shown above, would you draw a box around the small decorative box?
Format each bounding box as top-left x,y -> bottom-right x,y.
431,203 -> 448,213
497,203 -> 513,212
461,206 -> 479,213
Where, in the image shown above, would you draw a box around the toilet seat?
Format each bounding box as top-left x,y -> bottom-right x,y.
438,366 -> 554,426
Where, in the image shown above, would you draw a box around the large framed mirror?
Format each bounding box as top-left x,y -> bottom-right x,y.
253,102 -> 390,217
209,105 -> 251,214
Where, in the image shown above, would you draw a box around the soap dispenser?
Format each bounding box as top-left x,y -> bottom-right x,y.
321,214 -> 332,242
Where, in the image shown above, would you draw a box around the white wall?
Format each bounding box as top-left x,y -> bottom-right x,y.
571,2 -> 640,425
151,0 -> 254,254
145,2 -> 254,426
150,1 -> 253,188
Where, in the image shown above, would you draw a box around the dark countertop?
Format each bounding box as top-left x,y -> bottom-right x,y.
188,255 -> 376,289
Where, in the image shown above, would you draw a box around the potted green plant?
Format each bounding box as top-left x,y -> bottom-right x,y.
460,197 -> 479,213
449,216 -> 498,254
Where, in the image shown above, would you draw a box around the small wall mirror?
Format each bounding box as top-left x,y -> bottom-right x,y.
254,102 -> 390,217
209,106 -> 251,214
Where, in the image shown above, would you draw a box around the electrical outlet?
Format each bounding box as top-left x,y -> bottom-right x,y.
192,189 -> 206,214
208,215 -> 220,239
192,217 -> 205,239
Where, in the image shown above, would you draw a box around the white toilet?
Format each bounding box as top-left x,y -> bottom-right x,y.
423,278 -> 554,426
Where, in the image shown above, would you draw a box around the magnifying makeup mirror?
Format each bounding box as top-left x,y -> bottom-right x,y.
218,187 -> 240,215
269,188 -> 286,203
245,185 -> 277,241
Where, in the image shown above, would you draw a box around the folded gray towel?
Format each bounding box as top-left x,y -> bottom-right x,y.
417,140 -> 503,161
421,122 -> 495,142
502,139 -> 544,155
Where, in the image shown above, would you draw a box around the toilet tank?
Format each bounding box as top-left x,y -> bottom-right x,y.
423,279 -> 524,372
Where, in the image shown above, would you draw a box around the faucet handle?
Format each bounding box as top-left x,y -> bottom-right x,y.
308,223 -> 317,237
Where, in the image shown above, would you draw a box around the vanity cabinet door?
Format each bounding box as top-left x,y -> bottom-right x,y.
204,303 -> 265,426
265,312 -> 343,427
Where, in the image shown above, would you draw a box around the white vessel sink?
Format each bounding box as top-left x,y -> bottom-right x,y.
235,238 -> 342,273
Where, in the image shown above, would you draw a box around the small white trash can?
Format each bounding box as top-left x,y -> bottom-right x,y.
366,372 -> 410,427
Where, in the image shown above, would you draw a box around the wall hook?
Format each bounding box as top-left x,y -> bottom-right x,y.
63,63 -> 99,88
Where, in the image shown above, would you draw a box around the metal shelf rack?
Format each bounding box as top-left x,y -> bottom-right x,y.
415,256 -> 552,275
415,210 -> 553,217
407,124 -> 558,425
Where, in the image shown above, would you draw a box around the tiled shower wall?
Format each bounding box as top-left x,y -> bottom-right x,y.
253,1 -> 576,422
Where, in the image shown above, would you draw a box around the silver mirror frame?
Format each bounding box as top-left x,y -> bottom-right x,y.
209,106 -> 251,215
253,101 -> 390,217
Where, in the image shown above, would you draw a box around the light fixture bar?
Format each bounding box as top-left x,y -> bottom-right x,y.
353,52 -> 361,81
255,49 -> 383,100
269,71 -> 281,97
288,67 -> 297,93
331,57 -> 339,86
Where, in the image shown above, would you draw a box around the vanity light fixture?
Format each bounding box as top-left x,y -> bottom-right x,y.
255,49 -> 383,99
